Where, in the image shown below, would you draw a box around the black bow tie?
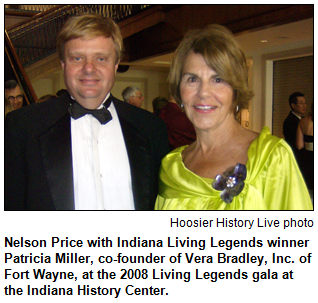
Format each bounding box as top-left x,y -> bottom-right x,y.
68,96 -> 112,124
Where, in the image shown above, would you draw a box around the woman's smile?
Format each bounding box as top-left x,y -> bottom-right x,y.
193,104 -> 217,112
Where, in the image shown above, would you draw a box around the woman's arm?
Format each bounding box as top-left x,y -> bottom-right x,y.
295,119 -> 305,150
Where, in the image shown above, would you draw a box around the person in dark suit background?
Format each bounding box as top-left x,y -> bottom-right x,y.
283,92 -> 307,153
283,92 -> 307,172
5,14 -> 169,210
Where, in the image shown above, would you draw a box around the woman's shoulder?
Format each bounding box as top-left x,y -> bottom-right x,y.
251,126 -> 283,148
247,127 -> 290,166
162,145 -> 187,163
299,115 -> 311,125
246,127 -> 297,184
299,115 -> 313,133
258,126 -> 295,156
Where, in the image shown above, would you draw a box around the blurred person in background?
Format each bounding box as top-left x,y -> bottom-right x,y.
5,80 -> 24,110
283,92 -> 307,159
158,95 -> 196,150
37,94 -> 58,103
121,85 -> 144,108
152,96 -> 168,115
296,103 -> 313,200
5,98 -> 13,117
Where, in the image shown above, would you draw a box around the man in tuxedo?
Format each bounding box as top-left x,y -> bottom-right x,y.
283,92 -> 307,153
5,14 -> 169,210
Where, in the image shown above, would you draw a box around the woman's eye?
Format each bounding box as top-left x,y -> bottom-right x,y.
188,77 -> 197,82
215,77 -> 223,83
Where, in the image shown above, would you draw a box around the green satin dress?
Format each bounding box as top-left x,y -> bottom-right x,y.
155,127 -> 312,210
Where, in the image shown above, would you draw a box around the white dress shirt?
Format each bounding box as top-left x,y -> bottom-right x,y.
71,95 -> 135,210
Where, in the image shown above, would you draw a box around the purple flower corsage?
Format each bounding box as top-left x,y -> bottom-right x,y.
212,163 -> 247,204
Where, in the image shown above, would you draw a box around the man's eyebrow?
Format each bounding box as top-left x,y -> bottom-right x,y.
95,52 -> 111,57
68,51 -> 110,56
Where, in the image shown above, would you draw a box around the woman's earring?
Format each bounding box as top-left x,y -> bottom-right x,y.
235,105 -> 240,113
181,103 -> 184,108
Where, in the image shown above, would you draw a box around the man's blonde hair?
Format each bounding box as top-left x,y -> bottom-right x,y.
57,13 -> 124,64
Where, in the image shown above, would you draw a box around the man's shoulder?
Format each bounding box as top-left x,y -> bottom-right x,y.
284,111 -> 291,120
5,94 -> 70,129
112,96 -> 169,154
283,111 -> 297,125
112,96 -> 166,129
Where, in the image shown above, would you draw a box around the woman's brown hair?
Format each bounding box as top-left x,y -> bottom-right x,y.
168,24 -> 254,112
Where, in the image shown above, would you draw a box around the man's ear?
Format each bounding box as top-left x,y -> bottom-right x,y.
115,61 -> 119,73
61,61 -> 65,71
128,97 -> 134,105
291,103 -> 296,110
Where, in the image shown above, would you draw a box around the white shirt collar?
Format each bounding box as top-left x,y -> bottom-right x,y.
70,93 -> 111,109
291,111 -> 302,119
97,93 -> 111,109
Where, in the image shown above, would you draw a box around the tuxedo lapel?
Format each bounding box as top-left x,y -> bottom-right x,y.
38,101 -> 75,210
118,115 -> 152,210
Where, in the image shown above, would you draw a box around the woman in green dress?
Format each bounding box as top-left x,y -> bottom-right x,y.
155,25 -> 312,210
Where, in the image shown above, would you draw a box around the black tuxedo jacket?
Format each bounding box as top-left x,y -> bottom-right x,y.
5,93 -> 169,210
283,111 -> 300,150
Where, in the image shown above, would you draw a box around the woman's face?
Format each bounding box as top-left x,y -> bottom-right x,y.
180,51 -> 234,132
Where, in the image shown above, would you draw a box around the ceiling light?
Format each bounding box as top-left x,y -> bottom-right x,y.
153,61 -> 171,65
260,40 -> 268,43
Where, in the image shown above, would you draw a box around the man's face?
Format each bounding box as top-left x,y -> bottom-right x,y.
5,86 -> 23,110
292,96 -> 307,116
61,36 -> 119,109
129,90 -> 144,108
